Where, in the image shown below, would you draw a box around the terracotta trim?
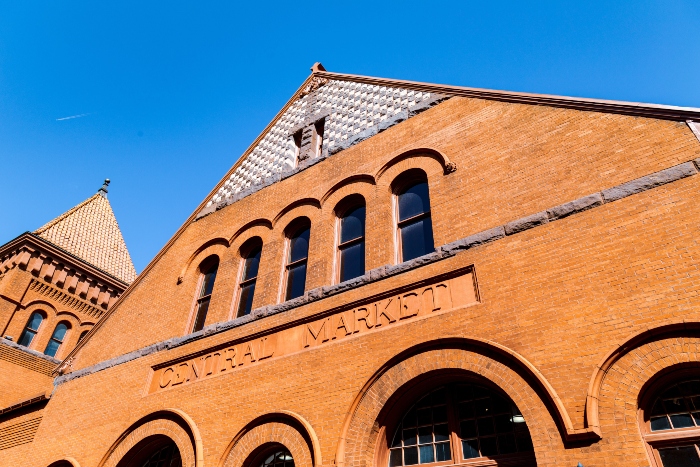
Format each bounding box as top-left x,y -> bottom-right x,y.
314,70 -> 700,121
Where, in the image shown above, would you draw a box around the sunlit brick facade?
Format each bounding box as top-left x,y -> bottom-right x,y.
3,65 -> 700,467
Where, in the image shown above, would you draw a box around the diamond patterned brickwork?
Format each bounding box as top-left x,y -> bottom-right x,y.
34,194 -> 136,284
206,79 -> 436,208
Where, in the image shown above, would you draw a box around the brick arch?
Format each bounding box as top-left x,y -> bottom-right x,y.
47,459 -> 81,467
220,418 -> 314,467
337,344 -> 564,467
374,148 -> 456,182
590,330 -> 700,465
98,410 -> 199,467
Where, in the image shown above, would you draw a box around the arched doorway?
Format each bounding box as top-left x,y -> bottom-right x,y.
116,435 -> 182,467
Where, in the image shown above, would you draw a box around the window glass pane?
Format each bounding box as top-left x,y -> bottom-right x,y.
399,182 -> 431,221
193,298 -> 210,332
460,420 -> 477,439
341,206 -> 365,243
416,408 -> 432,426
418,445 -> 434,464
389,449 -> 403,467
403,428 -> 417,446
477,417 -> 495,436
658,446 -> 700,467
289,226 -> 310,263
435,443 -> 451,462
52,323 -> 68,341
664,398 -> 687,413
400,217 -> 434,262
27,312 -> 43,331
237,282 -> 256,317
434,424 -> 449,442
479,436 -> 498,456
651,415 -> 672,431
403,447 -> 418,466
462,439 -> 479,459
474,397 -> 492,417
286,262 -> 307,300
201,265 -> 218,297
494,414 -> 513,433
340,241 -> 365,282
18,329 -> 36,347
44,339 -> 60,357
671,413 -> 695,429
243,247 -> 262,281
498,434 -> 518,454
417,426 -> 432,444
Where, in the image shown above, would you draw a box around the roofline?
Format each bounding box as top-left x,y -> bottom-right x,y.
57,65 -> 700,369
313,69 -> 700,121
0,232 -> 129,289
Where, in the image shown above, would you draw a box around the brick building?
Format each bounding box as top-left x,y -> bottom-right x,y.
2,64 -> 700,467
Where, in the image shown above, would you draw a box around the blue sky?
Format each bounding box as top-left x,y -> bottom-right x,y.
1,1 -> 699,272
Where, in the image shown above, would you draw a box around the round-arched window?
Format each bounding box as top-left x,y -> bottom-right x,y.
642,378 -> 700,466
261,450 -> 294,467
387,384 -> 534,467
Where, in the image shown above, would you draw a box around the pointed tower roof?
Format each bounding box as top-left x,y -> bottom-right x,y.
33,180 -> 137,284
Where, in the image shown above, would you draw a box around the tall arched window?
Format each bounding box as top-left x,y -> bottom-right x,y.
641,377 -> 700,466
395,172 -> 435,262
193,257 -> 219,332
284,220 -> 311,301
236,238 -> 263,317
18,312 -> 44,347
44,322 -> 70,358
337,198 -> 366,283
387,384 -> 534,467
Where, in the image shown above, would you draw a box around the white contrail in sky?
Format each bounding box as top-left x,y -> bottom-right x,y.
56,113 -> 91,121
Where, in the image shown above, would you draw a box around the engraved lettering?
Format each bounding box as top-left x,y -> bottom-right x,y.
172,362 -> 189,386
240,342 -> 257,364
376,298 -> 398,327
304,318 -> 330,347
259,337 -> 275,360
334,312 -> 352,338
434,283 -> 451,310
159,367 -> 174,388
220,347 -> 237,372
354,307 -> 374,332
401,292 -> 420,319
202,354 -> 214,376
187,358 -> 202,381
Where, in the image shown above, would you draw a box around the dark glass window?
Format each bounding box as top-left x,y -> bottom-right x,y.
649,380 -> 700,432
141,441 -> 182,467
193,259 -> 218,332
339,205 -> 365,282
261,450 -> 295,467
389,384 -> 533,467
285,223 -> 310,301
77,330 -> 89,344
397,180 -> 434,262
18,312 -> 44,347
44,322 -> 69,357
658,445 -> 700,466
237,242 -> 263,317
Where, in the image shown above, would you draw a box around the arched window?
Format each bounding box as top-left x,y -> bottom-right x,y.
642,377 -> 700,466
261,449 -> 294,467
337,198 -> 366,283
236,238 -> 263,317
395,172 -> 435,262
44,322 -> 70,358
387,384 -> 534,466
77,330 -> 89,344
18,312 -> 44,347
284,220 -> 311,301
193,257 -> 219,332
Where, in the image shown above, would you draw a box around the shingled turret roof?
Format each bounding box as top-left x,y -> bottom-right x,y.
33,181 -> 137,284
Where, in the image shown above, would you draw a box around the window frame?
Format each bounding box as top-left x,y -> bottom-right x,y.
376,377 -> 536,467
392,170 -> 435,264
638,367 -> 700,467
334,196 -> 366,284
191,256 -> 219,333
17,311 -> 45,348
235,238 -> 264,318
281,219 -> 311,302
